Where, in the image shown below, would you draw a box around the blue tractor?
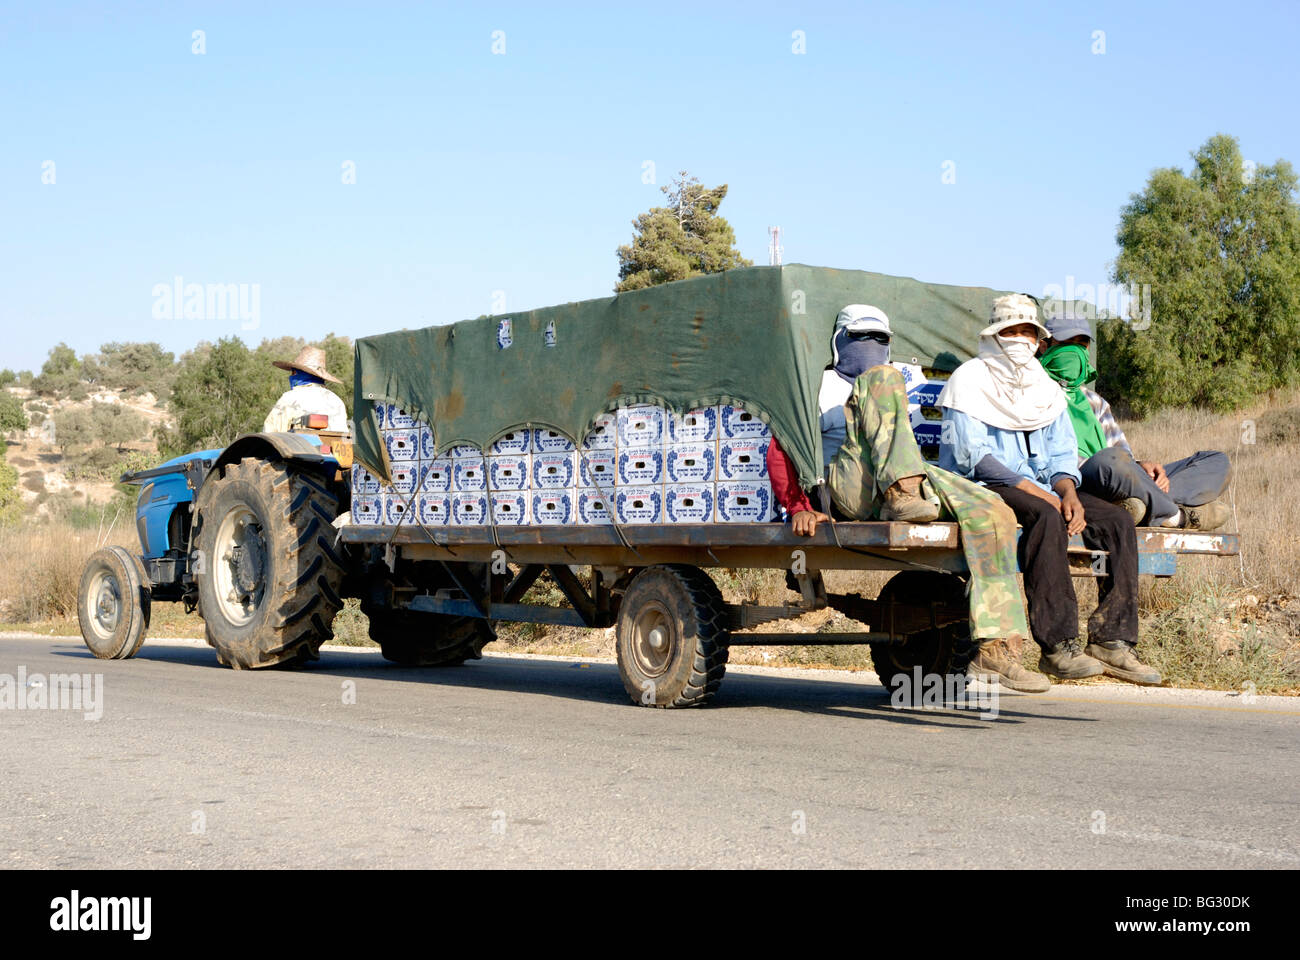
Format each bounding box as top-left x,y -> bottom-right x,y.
76,422 -> 354,668
77,416 -> 493,669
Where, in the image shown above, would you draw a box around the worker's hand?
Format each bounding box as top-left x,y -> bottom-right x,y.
1059,487 -> 1086,536
791,510 -> 831,537
1140,460 -> 1170,493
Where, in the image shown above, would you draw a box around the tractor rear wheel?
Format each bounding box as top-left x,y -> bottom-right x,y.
77,546 -> 151,659
362,606 -> 493,666
193,458 -> 346,669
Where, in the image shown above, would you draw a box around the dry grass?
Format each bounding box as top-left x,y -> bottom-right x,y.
328,598 -> 373,646
1124,390 -> 1299,599
1114,389 -> 1300,691
0,518 -> 206,635
0,524 -> 125,623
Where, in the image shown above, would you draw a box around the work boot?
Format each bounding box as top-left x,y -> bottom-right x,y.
1180,499 -> 1230,532
970,638 -> 1051,693
1118,497 -> 1146,525
1085,640 -> 1163,685
1038,638 -> 1105,680
879,476 -> 940,522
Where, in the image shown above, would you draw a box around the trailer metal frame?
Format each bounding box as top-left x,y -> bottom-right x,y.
340,520 -> 1240,645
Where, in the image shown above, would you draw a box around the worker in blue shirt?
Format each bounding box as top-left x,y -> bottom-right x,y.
938,294 -> 1159,686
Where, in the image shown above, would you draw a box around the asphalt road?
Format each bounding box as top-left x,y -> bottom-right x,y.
2,633 -> 1297,868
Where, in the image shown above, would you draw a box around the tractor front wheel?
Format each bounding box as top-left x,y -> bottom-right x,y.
77,546 -> 151,659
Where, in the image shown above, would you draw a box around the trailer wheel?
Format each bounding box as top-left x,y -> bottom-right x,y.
194,458 -> 346,669
615,564 -> 729,708
868,571 -> 972,692
77,546 -> 151,659
363,605 -> 493,666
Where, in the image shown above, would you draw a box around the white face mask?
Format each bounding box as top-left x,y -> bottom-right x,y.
995,335 -> 1037,368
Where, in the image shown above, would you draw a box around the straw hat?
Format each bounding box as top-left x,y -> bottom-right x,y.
272,345 -> 341,384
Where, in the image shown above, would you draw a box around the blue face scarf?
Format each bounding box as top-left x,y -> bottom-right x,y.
832,329 -> 891,383
289,370 -> 325,388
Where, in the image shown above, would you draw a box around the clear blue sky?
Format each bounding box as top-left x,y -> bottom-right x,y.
3,0 -> 1298,373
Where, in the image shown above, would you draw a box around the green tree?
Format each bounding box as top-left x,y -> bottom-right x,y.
43,343 -> 77,375
32,343 -> 85,396
615,171 -> 753,292
255,336 -> 307,365
0,457 -> 22,527
0,393 -> 27,434
90,402 -> 147,452
165,338 -> 276,456
0,370 -> 15,387
87,342 -> 178,400
1099,134 -> 1300,413
52,407 -> 93,456
31,340 -> 89,395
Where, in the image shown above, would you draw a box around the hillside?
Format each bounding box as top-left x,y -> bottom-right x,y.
2,385 -> 169,520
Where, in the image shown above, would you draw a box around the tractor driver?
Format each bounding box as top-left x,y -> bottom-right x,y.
263,346 -> 349,434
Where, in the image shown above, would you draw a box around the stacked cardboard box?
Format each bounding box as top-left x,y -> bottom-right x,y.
351,400 -> 422,526
353,401 -> 774,525
891,362 -> 951,464
607,403 -> 775,524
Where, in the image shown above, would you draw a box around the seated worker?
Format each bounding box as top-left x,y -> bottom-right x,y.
938,294 -> 1160,686
1037,312 -> 1231,530
766,304 -> 1048,693
263,346 -> 349,434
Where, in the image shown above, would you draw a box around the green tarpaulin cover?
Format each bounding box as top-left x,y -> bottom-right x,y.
353,264 -> 1049,488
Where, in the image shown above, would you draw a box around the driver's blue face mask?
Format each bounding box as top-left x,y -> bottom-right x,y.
289,370 -> 325,388
832,328 -> 891,383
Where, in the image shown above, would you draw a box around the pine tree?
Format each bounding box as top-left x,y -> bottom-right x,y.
615,171 -> 752,292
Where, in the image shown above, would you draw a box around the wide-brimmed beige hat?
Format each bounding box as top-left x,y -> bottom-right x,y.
272,345 -> 341,384
978,293 -> 1050,339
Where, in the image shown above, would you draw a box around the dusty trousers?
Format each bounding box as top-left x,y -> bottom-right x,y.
987,484 -> 1139,650
1080,447 -> 1231,521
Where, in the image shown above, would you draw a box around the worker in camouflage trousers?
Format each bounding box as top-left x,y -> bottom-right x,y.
767,305 -> 1047,693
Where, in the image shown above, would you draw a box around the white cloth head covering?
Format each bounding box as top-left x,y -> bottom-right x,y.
937,295 -> 1065,431
831,304 -> 891,376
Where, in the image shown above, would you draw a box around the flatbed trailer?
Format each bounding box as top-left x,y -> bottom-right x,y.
79,265 -> 1242,706
338,519 -> 1239,705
